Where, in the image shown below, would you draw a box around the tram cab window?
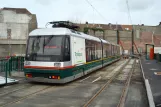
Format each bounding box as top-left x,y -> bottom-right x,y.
26,35 -> 65,62
64,36 -> 70,61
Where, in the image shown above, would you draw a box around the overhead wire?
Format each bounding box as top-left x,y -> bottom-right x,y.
84,0 -> 108,23
126,0 -> 132,25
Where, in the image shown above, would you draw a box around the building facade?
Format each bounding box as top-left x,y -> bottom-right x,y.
77,22 -> 161,54
0,7 -> 37,56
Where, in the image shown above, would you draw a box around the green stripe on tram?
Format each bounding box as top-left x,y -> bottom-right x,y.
24,56 -> 121,79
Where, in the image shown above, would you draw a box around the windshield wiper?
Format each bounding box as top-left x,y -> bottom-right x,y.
44,36 -> 54,46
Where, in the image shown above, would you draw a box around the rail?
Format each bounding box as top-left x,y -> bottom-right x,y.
83,59 -> 130,107
0,86 -> 52,107
117,60 -> 135,107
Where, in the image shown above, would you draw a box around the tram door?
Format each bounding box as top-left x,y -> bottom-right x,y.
73,37 -> 86,65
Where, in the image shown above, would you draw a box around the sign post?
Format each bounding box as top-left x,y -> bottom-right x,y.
7,29 -> 11,56
6,29 -> 11,84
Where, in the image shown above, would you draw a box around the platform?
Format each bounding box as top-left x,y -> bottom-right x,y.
141,57 -> 161,106
0,76 -> 18,86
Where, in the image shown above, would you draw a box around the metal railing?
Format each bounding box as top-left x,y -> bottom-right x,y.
0,56 -> 24,74
155,53 -> 161,62
0,56 -> 24,84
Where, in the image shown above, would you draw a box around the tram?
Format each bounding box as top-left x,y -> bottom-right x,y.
24,21 -> 121,83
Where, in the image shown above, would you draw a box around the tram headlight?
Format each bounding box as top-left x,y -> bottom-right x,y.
54,63 -> 61,67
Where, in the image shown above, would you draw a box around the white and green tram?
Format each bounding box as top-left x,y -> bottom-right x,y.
24,21 -> 121,83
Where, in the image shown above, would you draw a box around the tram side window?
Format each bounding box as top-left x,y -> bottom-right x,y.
117,46 -> 119,55
118,47 -> 120,55
116,46 -> 118,55
112,45 -> 114,56
64,37 -> 70,61
111,45 -> 113,56
106,44 -> 110,57
85,40 -> 101,62
109,44 -> 111,56
114,46 -> 116,55
117,46 -> 118,55
108,44 -> 111,56
114,45 -> 117,55
85,40 -> 91,62
86,40 -> 94,62
103,44 -> 108,58
95,42 -> 102,60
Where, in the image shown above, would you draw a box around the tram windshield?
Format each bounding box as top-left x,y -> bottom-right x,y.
26,35 -> 64,61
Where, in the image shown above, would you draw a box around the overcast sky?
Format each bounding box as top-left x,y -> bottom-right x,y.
1,0 -> 161,27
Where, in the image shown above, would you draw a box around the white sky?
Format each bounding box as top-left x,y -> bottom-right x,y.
1,0 -> 161,27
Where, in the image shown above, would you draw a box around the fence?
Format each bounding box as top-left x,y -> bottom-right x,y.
0,56 -> 24,75
154,53 -> 161,62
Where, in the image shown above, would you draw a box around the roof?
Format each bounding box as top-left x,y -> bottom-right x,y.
121,25 -> 133,30
29,27 -> 115,45
29,28 -> 70,36
77,23 -> 123,31
2,7 -> 32,15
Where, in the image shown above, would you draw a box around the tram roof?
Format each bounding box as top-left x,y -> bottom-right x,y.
29,27 -> 115,45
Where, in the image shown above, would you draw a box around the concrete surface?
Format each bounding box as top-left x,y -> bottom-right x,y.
88,83 -> 124,107
125,61 -> 149,107
11,72 -> 24,78
0,60 -> 124,107
0,76 -> 18,85
125,82 -> 149,107
141,58 -> 161,106
0,59 -> 148,107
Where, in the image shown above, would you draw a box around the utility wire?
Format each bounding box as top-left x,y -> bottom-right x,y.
126,0 -> 132,24
85,0 -> 108,23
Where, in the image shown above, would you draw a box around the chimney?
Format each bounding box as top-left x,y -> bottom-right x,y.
97,24 -> 102,28
159,22 -> 161,26
108,23 -> 112,29
86,21 -> 88,27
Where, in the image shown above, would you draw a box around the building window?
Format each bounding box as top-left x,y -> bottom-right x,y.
7,29 -> 11,39
136,30 -> 140,39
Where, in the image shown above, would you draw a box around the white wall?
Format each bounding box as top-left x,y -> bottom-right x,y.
0,23 -> 28,39
0,10 -> 31,40
0,23 -> 7,38
1,10 -> 31,23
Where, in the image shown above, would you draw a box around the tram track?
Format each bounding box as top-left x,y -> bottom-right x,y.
117,60 -> 136,107
83,59 -> 131,107
0,60 -> 123,107
0,85 -> 54,107
78,59 -> 124,84
0,83 -> 34,97
0,59 -> 141,107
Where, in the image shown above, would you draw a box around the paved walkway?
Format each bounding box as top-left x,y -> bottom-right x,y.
0,76 -> 18,86
141,57 -> 161,106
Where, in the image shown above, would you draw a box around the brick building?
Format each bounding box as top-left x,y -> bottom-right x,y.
77,22 -> 161,54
